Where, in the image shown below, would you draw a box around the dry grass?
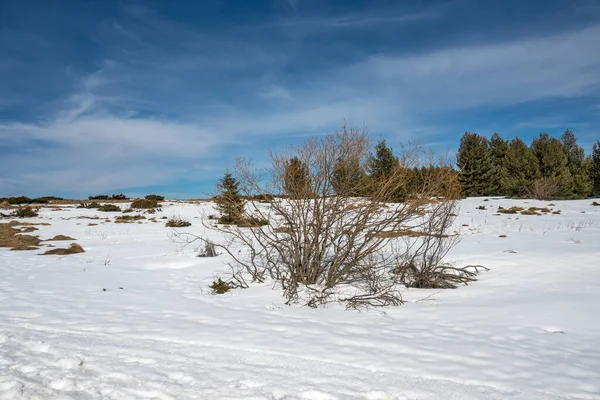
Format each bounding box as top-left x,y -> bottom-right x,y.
497,206 -> 524,214
115,215 -> 146,223
47,234 -> 76,241
0,222 -> 41,250
235,217 -> 269,228
368,229 -> 450,239
273,226 -> 295,234
42,243 -> 85,255
520,209 -> 541,216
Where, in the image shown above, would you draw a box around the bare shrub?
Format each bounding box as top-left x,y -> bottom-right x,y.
527,178 -> 560,200
390,200 -> 484,289
198,239 -> 218,257
182,125 -> 463,308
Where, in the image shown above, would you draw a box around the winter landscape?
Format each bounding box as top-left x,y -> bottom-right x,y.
1,195 -> 599,399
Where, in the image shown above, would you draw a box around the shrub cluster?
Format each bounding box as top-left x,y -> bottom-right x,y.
12,206 -> 39,218
145,194 -> 165,201
0,196 -> 64,205
165,216 -> 191,227
131,199 -> 160,209
97,204 -> 121,212
89,194 -> 129,200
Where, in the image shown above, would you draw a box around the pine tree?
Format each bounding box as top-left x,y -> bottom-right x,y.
214,171 -> 245,224
590,141 -> 600,195
502,137 -> 540,198
368,139 -> 398,182
284,157 -> 311,199
531,132 -> 572,197
331,157 -> 366,197
488,132 -> 509,195
456,132 -> 494,197
560,129 -> 592,198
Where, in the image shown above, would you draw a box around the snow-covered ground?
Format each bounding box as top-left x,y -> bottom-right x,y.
1,198 -> 599,399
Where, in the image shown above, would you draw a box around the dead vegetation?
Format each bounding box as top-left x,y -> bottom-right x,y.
165,216 -> 192,227
115,215 -> 146,223
499,205 -> 556,216
0,221 -> 42,250
46,235 -> 76,241
42,243 -> 85,255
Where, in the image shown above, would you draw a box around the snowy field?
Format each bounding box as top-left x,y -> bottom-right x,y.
1,197 -> 599,400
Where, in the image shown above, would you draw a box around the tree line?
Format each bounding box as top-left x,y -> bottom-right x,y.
216,129 -> 599,223
457,130 -> 600,199
215,138 -> 461,224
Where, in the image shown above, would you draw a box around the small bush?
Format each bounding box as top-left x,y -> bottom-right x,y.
78,201 -> 101,209
122,208 -> 133,213
198,240 -> 217,257
115,215 -> 146,223
165,216 -> 192,227
13,206 -> 38,218
97,204 -> 121,212
145,194 -> 165,201
527,178 -> 560,201
131,199 -> 159,209
89,195 -> 109,200
209,278 -> 231,294
110,194 -> 128,200
476,205 -> 486,210
592,201 -> 600,206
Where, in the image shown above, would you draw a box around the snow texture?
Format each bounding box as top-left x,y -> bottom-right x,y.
1,198 -> 599,399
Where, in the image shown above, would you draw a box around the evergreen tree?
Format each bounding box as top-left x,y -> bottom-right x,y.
368,139 -> 398,182
502,137 -> 540,198
331,157 -> 366,197
456,132 -> 494,197
488,132 -> 509,195
560,129 -> 592,197
284,157 -> 311,199
590,141 -> 600,195
530,132 -> 572,197
214,171 -> 245,224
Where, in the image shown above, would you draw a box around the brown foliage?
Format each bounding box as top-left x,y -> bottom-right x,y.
0,222 -> 41,250
43,243 -> 85,255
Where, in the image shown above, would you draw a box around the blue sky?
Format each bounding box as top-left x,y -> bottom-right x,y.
1,0 -> 599,198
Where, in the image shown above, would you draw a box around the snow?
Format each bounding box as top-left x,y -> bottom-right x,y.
1,198 -> 599,399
